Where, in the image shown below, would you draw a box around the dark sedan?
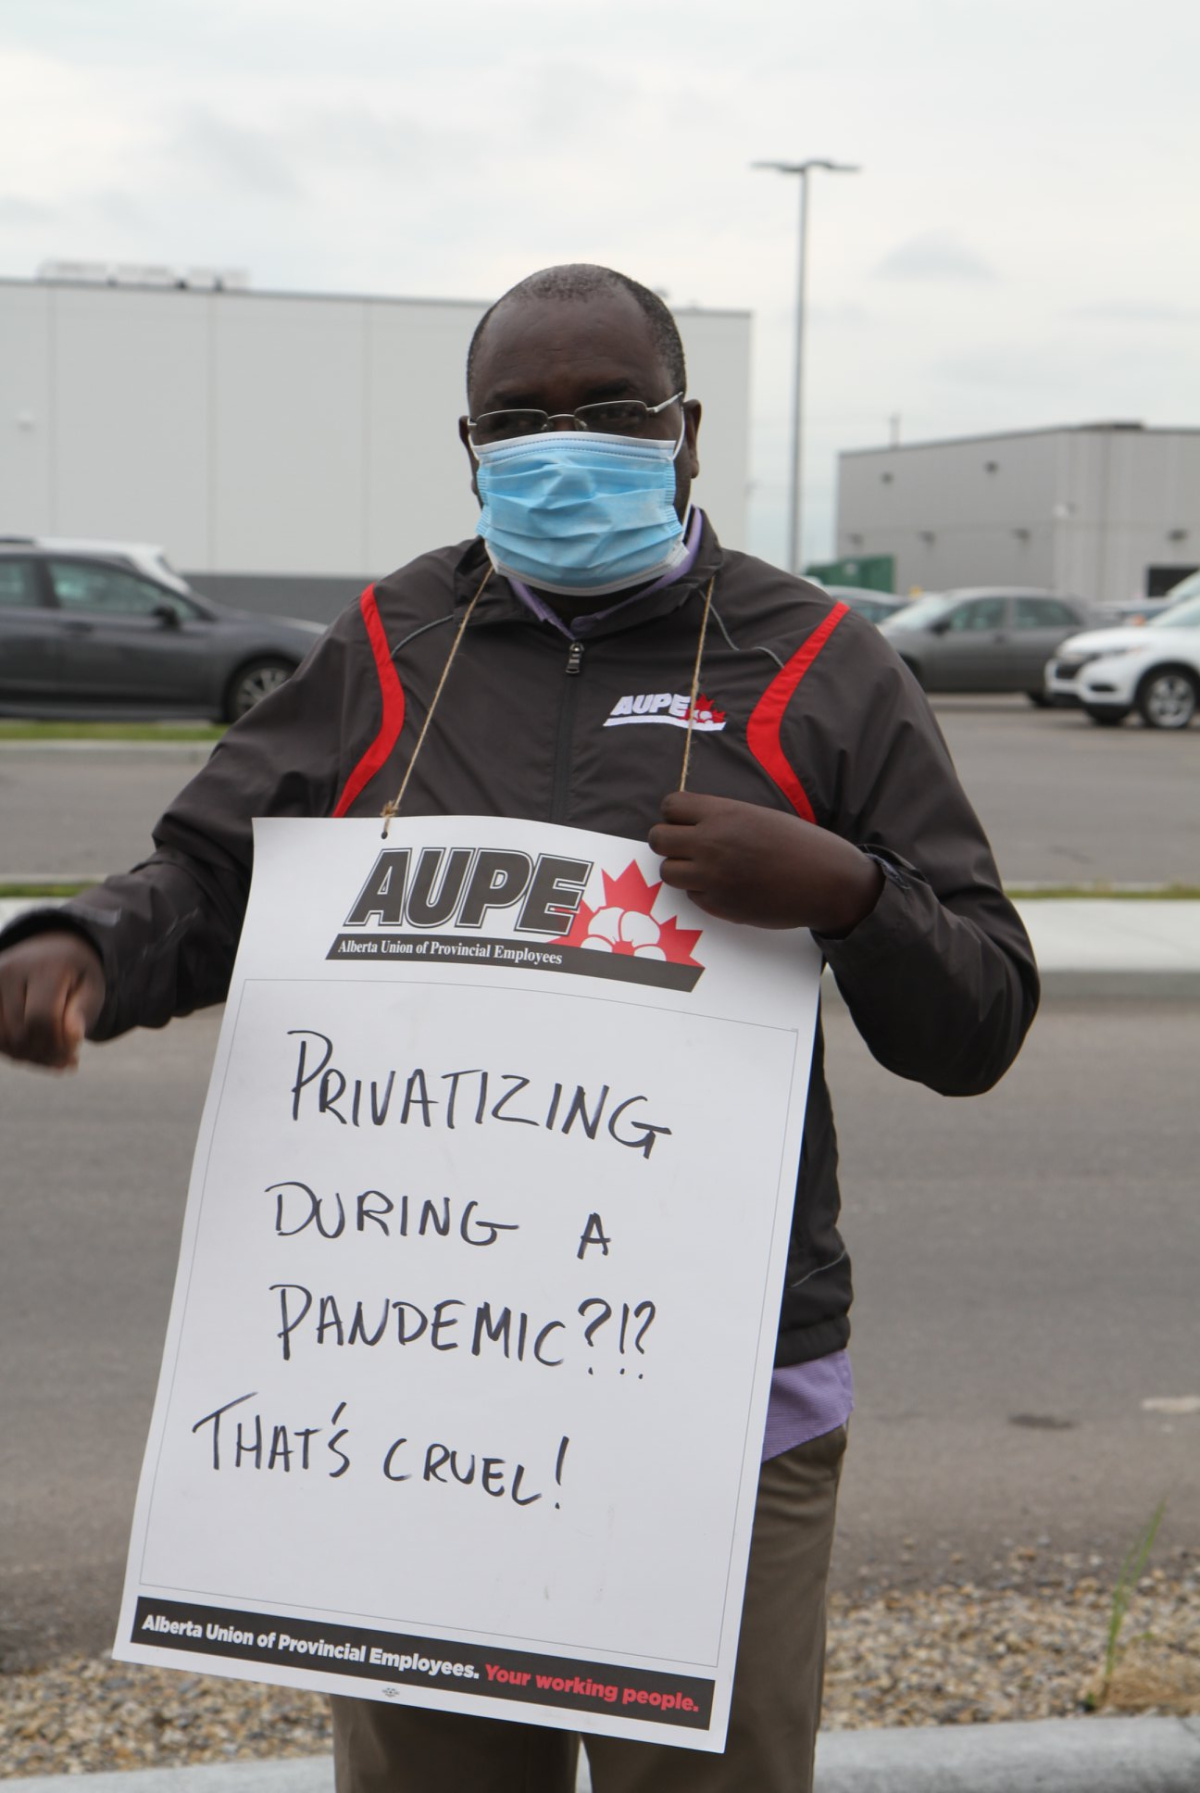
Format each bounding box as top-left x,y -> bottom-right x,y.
823,584 -> 909,626
0,540 -> 324,721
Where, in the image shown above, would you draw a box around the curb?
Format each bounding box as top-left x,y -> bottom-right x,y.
819,965 -> 1200,1004
1036,968 -> 1200,999
813,1713 -> 1200,1790
1,1763 -> 330,1792
7,1717 -> 1200,1791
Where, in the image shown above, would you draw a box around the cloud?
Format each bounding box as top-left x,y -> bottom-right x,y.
171,111 -> 304,201
2,0 -> 1198,572
1071,302 -> 1200,325
517,61 -> 642,135
931,342 -> 1076,393
86,188 -> 152,229
0,195 -> 56,223
808,301 -> 873,328
874,230 -> 997,282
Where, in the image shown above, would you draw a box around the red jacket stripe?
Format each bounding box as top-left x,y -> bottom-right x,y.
332,586 -> 405,818
745,602 -> 849,823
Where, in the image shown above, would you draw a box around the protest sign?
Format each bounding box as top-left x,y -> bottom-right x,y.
115,816 -> 821,1750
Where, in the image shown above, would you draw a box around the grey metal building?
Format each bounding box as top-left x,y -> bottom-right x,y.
834,422 -> 1200,610
1,274 -> 752,621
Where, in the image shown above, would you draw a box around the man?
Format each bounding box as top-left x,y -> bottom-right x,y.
0,264 -> 1037,1792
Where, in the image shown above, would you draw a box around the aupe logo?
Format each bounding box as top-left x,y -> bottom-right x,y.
604,692 -> 726,731
343,846 -> 589,937
330,845 -> 704,991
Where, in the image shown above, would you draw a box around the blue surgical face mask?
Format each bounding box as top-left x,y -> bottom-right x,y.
473,426 -> 688,598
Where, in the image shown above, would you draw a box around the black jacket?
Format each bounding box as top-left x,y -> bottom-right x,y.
5,520 -> 1038,1364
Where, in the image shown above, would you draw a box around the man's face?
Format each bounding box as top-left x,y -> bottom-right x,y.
460,289 -> 701,521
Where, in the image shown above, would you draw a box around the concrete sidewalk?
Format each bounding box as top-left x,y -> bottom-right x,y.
1016,900 -> 1200,997
8,1714 -> 1200,1792
2,898 -> 1200,998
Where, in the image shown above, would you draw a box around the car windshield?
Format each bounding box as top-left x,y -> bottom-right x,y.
881,595 -> 951,632
1148,594 -> 1200,630
1159,569 -> 1200,607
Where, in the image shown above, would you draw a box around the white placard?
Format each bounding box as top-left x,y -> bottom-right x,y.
115,816 -> 820,1751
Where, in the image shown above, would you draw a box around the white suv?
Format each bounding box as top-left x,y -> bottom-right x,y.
1045,576 -> 1200,728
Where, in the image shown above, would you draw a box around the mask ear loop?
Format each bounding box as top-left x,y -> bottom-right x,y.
380,569 -> 492,838
678,574 -> 717,793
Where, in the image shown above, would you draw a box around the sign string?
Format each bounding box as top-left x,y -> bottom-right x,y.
380,571 -> 492,837
678,575 -> 717,793
380,569 -> 719,836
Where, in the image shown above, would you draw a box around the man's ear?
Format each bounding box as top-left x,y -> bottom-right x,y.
683,400 -> 702,479
459,416 -> 481,502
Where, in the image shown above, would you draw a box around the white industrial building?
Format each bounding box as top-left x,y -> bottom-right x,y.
834,423 -> 1200,611
0,273 -> 752,620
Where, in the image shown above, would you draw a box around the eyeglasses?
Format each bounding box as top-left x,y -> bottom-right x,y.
468,392 -> 684,446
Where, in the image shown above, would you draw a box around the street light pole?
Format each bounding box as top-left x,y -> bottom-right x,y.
787,166 -> 812,580
752,159 -> 859,576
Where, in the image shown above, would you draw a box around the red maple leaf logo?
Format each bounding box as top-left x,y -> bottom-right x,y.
693,692 -> 726,726
554,861 -> 703,967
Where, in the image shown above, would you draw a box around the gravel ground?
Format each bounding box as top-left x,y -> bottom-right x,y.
3,1570 -> 1197,1778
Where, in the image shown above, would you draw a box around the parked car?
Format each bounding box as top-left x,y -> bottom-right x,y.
0,538 -> 324,721
1094,566 -> 1200,626
822,585 -> 909,626
878,587 -> 1094,703
1153,566 -> 1200,610
1097,596 -> 1186,625
1044,589 -> 1200,728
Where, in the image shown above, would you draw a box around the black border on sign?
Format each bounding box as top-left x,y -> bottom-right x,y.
132,1597 -> 713,1728
325,933 -> 703,992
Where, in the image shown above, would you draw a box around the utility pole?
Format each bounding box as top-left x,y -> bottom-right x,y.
752,159 -> 859,574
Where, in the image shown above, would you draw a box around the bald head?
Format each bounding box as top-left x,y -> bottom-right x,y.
466,263 -> 687,410
459,265 -> 702,534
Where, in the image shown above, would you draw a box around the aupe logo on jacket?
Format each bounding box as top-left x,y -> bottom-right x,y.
327,845 -> 704,992
604,692 -> 726,731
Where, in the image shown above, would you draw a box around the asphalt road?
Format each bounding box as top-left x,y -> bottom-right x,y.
932,698 -> 1200,886
1,697 -> 1198,887
0,742 -> 212,887
2,998 -> 1196,1667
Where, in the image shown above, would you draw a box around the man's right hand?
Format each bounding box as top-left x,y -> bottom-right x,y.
0,932 -> 106,1069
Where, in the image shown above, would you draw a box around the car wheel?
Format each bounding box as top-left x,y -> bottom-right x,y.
1135,667 -> 1198,730
900,658 -> 925,689
224,658 -> 296,722
1026,691 -> 1051,708
1082,705 -> 1130,727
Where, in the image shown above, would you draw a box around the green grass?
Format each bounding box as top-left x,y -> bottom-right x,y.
1083,1497 -> 1168,1711
1008,884 -> 1200,900
0,720 -> 226,742
0,883 -> 92,899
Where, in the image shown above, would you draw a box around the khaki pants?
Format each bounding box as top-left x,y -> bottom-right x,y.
332,1424 -> 846,1793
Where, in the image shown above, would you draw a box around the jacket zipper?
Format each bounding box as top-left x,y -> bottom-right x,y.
550,640 -> 585,823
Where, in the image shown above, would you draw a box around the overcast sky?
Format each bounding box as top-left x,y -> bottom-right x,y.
3,0 -> 1198,567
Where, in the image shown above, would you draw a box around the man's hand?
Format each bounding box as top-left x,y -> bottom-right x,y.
0,932 -> 106,1069
650,791 -> 884,935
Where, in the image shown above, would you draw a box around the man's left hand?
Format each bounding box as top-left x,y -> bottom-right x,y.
649,791 -> 884,935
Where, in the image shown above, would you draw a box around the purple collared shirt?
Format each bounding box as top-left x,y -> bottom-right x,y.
504,513 -> 854,1460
